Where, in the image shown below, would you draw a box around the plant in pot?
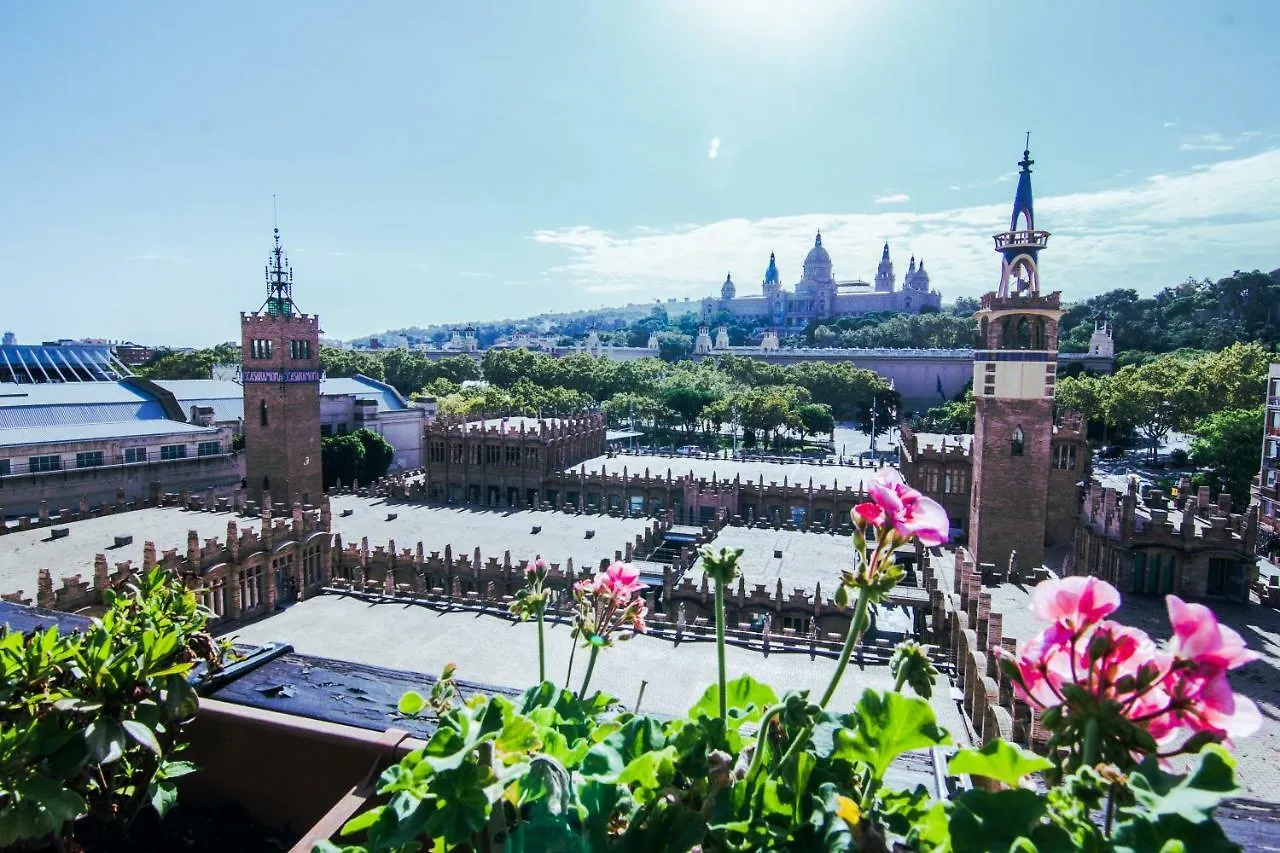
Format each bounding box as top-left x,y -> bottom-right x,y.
0,567 -> 231,850
314,469 -> 1257,851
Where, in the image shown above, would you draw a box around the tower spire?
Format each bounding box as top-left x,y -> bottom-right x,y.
994,140 -> 1049,298
263,204 -> 297,316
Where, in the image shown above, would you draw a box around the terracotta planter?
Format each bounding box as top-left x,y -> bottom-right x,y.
180,697 -> 423,852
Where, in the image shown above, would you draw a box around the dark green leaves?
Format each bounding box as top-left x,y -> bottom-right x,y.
948,739 -> 1053,788
688,675 -> 777,726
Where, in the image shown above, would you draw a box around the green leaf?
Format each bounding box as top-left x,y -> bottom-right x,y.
163,674 -> 199,720
1126,744 -> 1240,826
614,745 -> 678,793
149,779 -> 178,818
494,711 -> 541,760
687,675 -> 778,726
85,720 -> 125,764
159,759 -> 198,779
398,690 -> 426,716
948,788 -> 1047,853
123,719 -> 162,755
829,689 -> 950,780
948,739 -> 1053,788
339,805 -> 385,836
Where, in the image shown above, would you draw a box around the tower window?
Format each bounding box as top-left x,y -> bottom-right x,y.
260,399 -> 269,427
290,339 -> 312,359
1011,426 -> 1025,457
251,339 -> 274,359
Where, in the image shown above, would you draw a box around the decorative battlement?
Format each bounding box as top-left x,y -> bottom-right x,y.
240,311 -> 320,328
992,230 -> 1050,252
979,292 -> 1061,312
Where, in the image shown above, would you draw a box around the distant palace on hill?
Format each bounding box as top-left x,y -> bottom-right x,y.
701,234 -> 941,328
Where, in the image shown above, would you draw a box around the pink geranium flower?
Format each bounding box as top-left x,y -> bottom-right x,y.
1166,596 -> 1260,671
865,469 -> 949,547
1029,576 -> 1120,630
852,502 -> 885,528
604,561 -> 644,594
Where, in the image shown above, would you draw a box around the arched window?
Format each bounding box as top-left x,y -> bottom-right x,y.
1011,426 -> 1025,456
260,399 -> 269,427
262,475 -> 270,492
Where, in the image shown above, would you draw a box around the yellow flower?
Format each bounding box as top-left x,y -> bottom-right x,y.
835,795 -> 861,827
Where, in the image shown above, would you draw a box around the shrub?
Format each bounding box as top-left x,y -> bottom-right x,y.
0,569 -> 228,847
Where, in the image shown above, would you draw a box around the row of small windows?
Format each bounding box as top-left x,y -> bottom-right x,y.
249,339 -> 313,360
427,441 -> 541,467
0,443 -> 222,475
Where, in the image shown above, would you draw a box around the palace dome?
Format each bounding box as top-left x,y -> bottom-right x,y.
804,231 -> 831,267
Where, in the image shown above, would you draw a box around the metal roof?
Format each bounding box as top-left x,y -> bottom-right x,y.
0,383 -> 167,430
320,376 -> 408,412
0,420 -> 219,449
157,375 -> 409,419
0,345 -> 132,383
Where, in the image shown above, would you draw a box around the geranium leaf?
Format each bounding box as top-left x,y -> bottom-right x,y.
835,689 -> 950,780
948,739 -> 1052,788
1124,745 -> 1239,826
397,690 -> 426,716
687,675 -> 778,725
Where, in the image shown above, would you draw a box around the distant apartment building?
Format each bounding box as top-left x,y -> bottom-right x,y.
1256,363 -> 1280,542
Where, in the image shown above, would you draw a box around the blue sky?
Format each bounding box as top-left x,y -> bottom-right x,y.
2,1 -> 1279,347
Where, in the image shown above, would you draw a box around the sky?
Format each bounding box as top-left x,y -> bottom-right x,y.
2,1 -> 1279,347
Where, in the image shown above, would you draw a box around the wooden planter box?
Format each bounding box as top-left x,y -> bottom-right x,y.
180,698 -> 424,852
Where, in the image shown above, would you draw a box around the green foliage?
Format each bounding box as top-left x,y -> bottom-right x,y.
947,739 -> 1053,788
0,568 -> 226,847
321,432 -> 365,489
1189,407 -> 1264,503
354,428 -> 396,484
133,343 -> 241,380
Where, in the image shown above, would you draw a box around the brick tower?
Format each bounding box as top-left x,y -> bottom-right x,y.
968,140 -> 1063,573
241,227 -> 323,508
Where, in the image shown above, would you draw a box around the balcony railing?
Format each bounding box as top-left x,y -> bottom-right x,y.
992,230 -> 1050,251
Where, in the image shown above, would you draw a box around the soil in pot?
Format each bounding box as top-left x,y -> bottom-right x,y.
50,801 -> 300,853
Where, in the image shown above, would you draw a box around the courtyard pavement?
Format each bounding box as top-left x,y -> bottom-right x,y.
328,496 -> 655,570
230,594 -> 971,741
690,525 -> 856,595
0,506 -> 259,600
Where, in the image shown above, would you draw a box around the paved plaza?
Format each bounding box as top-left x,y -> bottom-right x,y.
230,594 -> 970,739
328,495 -> 655,569
690,525 -> 856,594
0,506 -> 259,599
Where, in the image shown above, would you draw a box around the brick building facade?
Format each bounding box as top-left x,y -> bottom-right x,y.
241,229 -> 323,507
422,414 -> 606,508
1073,478 -> 1257,603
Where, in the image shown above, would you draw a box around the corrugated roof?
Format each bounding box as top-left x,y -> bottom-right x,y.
0,420 -> 219,449
320,376 -> 408,412
0,383 -> 167,430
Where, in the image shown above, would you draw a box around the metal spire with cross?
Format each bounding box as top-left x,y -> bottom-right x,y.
262,195 -> 298,316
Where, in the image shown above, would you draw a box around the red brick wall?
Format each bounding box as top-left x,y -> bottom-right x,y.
969,397 -> 1053,572
241,313 -> 324,506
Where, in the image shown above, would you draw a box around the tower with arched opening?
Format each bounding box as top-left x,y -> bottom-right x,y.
967,142 -> 1063,573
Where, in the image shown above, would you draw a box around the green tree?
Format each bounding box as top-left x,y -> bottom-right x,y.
321,433 -> 366,489
355,428 -> 396,484
796,403 -> 835,444
1105,356 -> 1201,461
1189,407 -> 1264,504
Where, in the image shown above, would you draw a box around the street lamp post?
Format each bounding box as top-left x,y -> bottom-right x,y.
869,397 -> 879,460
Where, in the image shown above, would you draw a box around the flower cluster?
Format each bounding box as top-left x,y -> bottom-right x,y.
572,561 -> 649,647
841,470 -> 949,603
508,558 -> 550,621
1000,575 -> 1260,768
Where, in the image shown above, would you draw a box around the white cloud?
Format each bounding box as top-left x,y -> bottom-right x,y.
874,193 -> 910,204
708,148 -> 718,160
948,185 -> 962,191
995,171 -> 1017,182
530,149 -> 1280,304
1179,130 -> 1264,152
710,136 -> 721,149
1163,121 -> 1177,128
708,136 -> 721,159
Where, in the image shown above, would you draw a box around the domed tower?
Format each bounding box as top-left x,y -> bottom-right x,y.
968,139 -> 1062,574
874,243 -> 895,293
721,272 -> 736,301
912,259 -> 930,292
761,252 -> 782,298
801,231 -> 833,288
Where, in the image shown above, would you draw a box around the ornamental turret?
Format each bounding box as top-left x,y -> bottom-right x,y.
762,252 -> 781,297
968,138 -> 1064,574
874,243 -> 894,293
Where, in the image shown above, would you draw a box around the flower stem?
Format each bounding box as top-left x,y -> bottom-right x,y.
578,644 -> 600,698
743,704 -> 783,788
893,667 -> 908,694
820,586 -> 872,708
1083,716 -> 1100,768
536,607 -> 546,683
564,631 -> 578,689
714,578 -> 727,722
